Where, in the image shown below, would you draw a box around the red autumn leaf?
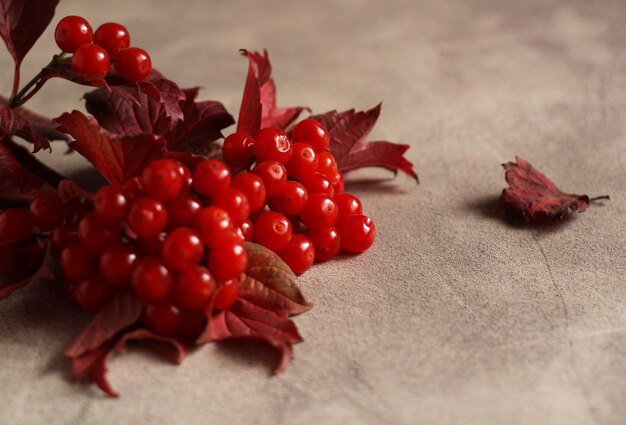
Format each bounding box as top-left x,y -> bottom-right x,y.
54,110 -> 166,186
239,242 -> 312,316
0,101 -> 53,152
311,104 -> 418,181
0,237 -> 48,300
237,49 -> 306,136
205,298 -> 303,374
500,156 -> 609,223
0,0 -> 59,67
57,179 -> 89,201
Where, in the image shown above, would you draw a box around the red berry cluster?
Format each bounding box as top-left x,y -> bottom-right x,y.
55,15 -> 152,82
222,118 -> 376,274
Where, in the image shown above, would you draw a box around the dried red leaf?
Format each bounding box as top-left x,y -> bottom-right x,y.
57,179 -> 89,201
0,237 -> 48,300
0,0 -> 59,67
312,104 -> 418,180
54,110 -> 166,186
500,157 -> 609,223
205,298 -> 303,374
237,50 -> 306,136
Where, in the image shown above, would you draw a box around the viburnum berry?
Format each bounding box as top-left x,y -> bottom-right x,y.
334,193 -> 363,223
240,219 -> 254,242
194,206 -> 234,248
29,193 -> 65,231
50,224 -> 78,256
77,212 -> 120,253
160,227 -> 203,271
213,279 -> 239,310
176,162 -> 193,192
231,172 -> 266,212
0,208 -> 33,244
177,309 -> 206,341
64,197 -> 92,225
333,172 -> 345,195
223,132 -> 255,168
93,22 -> 130,59
135,233 -> 166,256
254,127 -> 292,164
292,118 -> 330,153
142,302 -> 183,336
121,176 -> 146,200
127,197 -> 168,237
94,186 -> 128,222
71,44 -> 110,77
278,235 -> 315,275
251,160 -> 288,197
114,47 -> 152,83
192,159 -> 231,198
300,172 -> 334,197
173,265 -> 217,310
338,214 -> 376,253
73,275 -> 114,312
307,227 -> 341,262
213,188 -> 250,226
167,193 -> 202,228
253,211 -> 292,252
131,257 -> 173,302
300,194 -> 338,231
208,238 -> 247,281
142,159 -> 184,201
98,244 -> 138,287
269,181 -> 309,216
61,243 -> 96,282
286,143 -> 318,180
55,15 -> 93,53
317,151 -> 339,181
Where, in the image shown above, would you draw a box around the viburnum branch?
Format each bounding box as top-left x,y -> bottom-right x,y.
589,195 -> 610,202
9,54 -> 68,108
10,63 -> 20,101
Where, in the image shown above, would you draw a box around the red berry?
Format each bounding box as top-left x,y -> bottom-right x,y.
269,181 -> 309,216
338,214 -> 376,253
29,193 -> 65,231
136,233 -> 166,256
308,227 -> 341,262
142,159 -> 184,201
167,193 -> 202,228
292,119 -> 330,153
333,172 -> 345,195
77,212 -> 120,253
160,227 -> 203,271
50,224 -> 78,256
223,133 -> 255,168
300,194 -> 338,230
212,188 -> 250,226
253,211 -> 292,252
142,302 -> 183,336
94,186 -> 128,222
240,219 -> 254,242
55,15 -> 93,53
131,257 -> 173,302
254,127 -> 292,164
286,143 -> 318,180
317,151 -> 339,181
194,206 -> 234,248
64,197 -> 92,225
334,193 -> 363,223
121,176 -> 146,200
208,238 -> 247,281
213,280 -> 239,310
278,235 -> 315,275
61,243 -> 96,281
114,47 -> 152,82
0,208 -> 33,244
98,244 -> 137,287
192,159 -> 231,198
176,162 -> 193,192
251,160 -> 287,197
231,173 -> 266,212
177,309 -> 207,341
173,265 -> 217,310
300,172 -> 334,197
71,44 -> 110,77
127,197 -> 168,237
74,275 -> 114,312
93,22 -> 130,58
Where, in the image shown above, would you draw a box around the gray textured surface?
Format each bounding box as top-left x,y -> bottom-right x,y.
1,1 -> 625,424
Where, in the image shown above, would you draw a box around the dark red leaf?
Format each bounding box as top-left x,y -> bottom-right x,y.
0,237 -> 48,300
237,50 -> 305,136
239,242 -> 312,316
0,102 -> 51,152
205,298 -> 303,374
0,0 -> 59,66
54,110 -> 166,186
57,179 -> 90,201
500,157 -> 609,223
311,104 -> 418,181
0,139 -> 57,201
